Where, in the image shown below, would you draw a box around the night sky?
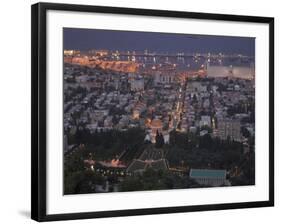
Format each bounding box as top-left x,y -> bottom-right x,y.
63,28 -> 255,56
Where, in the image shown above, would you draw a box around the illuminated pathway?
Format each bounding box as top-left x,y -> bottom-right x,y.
170,78 -> 188,131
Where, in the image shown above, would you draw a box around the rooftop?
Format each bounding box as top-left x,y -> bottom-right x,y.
150,119 -> 163,128
190,169 -> 226,178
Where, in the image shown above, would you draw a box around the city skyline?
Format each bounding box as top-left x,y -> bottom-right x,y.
63,28 -> 255,55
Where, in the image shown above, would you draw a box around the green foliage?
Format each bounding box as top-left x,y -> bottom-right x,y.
166,131 -> 244,171
64,128 -> 146,194
64,170 -> 105,194
119,169 -> 197,192
119,176 -> 144,192
199,134 -> 213,149
68,128 -> 146,162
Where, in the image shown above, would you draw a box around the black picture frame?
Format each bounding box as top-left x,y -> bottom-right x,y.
31,2 -> 274,222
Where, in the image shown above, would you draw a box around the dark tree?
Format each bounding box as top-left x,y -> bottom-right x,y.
155,130 -> 164,148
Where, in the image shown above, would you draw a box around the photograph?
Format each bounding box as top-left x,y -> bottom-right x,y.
63,28 -> 256,195
0,0 -> 278,223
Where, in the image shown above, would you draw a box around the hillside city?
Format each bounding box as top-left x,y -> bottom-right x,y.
63,49 -> 255,194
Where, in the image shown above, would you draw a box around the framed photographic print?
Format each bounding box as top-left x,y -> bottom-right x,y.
31,2 -> 274,222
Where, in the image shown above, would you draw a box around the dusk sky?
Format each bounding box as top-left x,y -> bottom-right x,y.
63,28 -> 255,56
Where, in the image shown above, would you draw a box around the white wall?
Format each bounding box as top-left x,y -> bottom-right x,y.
0,0 -> 279,223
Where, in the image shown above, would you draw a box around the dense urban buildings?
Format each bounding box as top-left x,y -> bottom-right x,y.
63,28 -> 255,194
